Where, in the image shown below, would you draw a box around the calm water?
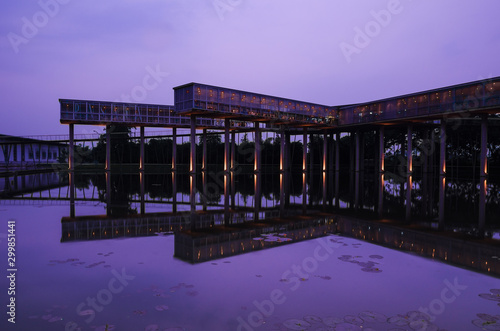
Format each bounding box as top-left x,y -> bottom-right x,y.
0,170 -> 499,331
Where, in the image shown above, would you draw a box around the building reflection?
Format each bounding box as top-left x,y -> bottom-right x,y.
0,165 -> 495,274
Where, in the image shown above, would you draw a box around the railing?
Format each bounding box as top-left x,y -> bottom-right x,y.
61,77 -> 500,131
337,77 -> 500,126
59,99 -> 257,129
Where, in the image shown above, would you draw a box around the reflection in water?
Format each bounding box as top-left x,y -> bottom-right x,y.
2,169 -> 499,273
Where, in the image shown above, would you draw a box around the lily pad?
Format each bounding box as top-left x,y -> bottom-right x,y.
283,319 -> 311,330
322,317 -> 344,326
344,315 -> 363,325
334,322 -> 360,331
388,315 -> 409,326
359,311 -> 387,323
477,314 -> 500,322
303,315 -> 322,323
472,319 -> 500,330
361,267 -> 382,273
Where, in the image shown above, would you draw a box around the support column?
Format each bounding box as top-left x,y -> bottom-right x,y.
280,128 -> 286,172
231,131 -> 236,170
405,176 -> 412,222
302,172 -> 307,214
302,128 -> 308,172
254,173 -> 261,221
140,172 -> 145,214
422,128 -> 429,174
328,132 -> 334,172
190,115 -> 196,174
323,131 -> 327,172
224,173 -> 230,224
379,126 -> 385,173
285,131 -> 291,171
479,178 -> 487,232
139,126 -> 145,171
480,115 -> 488,177
224,119 -> 230,172
172,128 -> 177,172
440,120 -> 446,176
105,125 -> 111,172
255,122 -> 261,172
335,132 -> 340,172
407,125 -> 413,174
106,172 -> 111,216
309,133 -> 314,173
355,131 -> 361,172
438,176 -> 446,228
69,171 -> 75,218
202,129 -> 207,171
172,172 -> 177,213
377,174 -> 384,217
68,124 -> 74,171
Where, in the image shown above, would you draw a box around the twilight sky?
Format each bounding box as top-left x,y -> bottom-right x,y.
1,0 -> 500,136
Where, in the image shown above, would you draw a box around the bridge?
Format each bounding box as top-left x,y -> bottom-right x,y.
60,76 -> 500,176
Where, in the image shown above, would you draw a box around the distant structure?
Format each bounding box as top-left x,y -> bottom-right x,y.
60,76 -> 499,177
0,134 -> 68,169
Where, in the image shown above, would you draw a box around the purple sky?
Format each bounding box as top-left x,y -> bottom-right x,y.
1,0 -> 500,136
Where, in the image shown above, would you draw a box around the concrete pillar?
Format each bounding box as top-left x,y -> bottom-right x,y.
172,128 -> 177,172
69,171 -> 75,218
322,172 -> 327,210
422,128 -> 429,174
355,131 -> 361,172
105,172 -> 111,216
323,131 -> 328,172
335,170 -> 340,209
480,115 -> 488,177
69,124 -> 74,171
309,133 -> 314,173
285,131 -> 291,171
280,128 -> 286,172
255,122 -> 261,172
440,120 -> 446,176
231,131 -> 236,170
328,132 -> 334,172
359,132 -> 365,172
302,172 -> 307,214
254,173 -> 261,221
224,173 -> 230,224
105,125 -> 111,171
335,132 -> 340,172
190,115 -> 197,173
405,176 -> 412,222
407,125 -> 413,174
438,176 -> 446,228
379,127 -> 385,172
378,173 -> 384,217
224,119 -> 230,172
479,178 -> 487,232
139,126 -> 145,171
202,172 -> 207,211
302,128 -> 308,172
140,171 -> 145,214
202,129 -> 207,171
172,172 -> 177,213
190,174 -> 196,212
